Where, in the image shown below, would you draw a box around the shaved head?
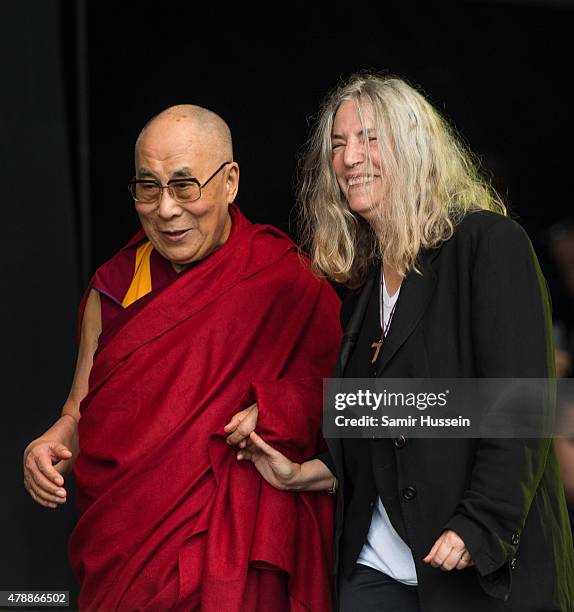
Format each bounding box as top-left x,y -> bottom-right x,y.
132,104 -> 239,272
135,104 -> 233,162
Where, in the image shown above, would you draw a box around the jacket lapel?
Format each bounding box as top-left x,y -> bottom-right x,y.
375,249 -> 439,375
335,265 -> 378,377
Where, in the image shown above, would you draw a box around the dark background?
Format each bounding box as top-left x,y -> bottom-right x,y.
2,0 -> 573,608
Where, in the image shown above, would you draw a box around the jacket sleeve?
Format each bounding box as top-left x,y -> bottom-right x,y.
444,216 -> 555,600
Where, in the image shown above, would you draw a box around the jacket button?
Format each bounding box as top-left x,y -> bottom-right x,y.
511,532 -> 520,546
510,557 -> 517,570
402,486 -> 417,501
393,435 -> 406,448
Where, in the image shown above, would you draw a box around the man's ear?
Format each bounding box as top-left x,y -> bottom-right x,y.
226,162 -> 240,203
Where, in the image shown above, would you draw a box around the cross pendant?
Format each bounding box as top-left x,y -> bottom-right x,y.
371,340 -> 383,364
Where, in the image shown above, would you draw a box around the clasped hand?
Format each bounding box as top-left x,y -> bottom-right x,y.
224,402 -> 259,448
224,404 -> 301,490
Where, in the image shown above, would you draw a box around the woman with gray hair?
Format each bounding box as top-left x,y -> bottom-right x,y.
233,73 -> 574,611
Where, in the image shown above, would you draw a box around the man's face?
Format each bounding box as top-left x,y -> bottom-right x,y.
331,99 -> 384,222
134,118 -> 238,272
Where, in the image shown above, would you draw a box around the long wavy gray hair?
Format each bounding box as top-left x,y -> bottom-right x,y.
297,73 -> 506,287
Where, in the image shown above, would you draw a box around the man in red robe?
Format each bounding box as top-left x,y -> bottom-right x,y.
23,105 -> 341,611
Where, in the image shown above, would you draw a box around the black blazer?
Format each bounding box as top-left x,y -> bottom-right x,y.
324,211 -> 574,612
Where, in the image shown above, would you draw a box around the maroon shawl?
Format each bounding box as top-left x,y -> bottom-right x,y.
69,206 -> 341,611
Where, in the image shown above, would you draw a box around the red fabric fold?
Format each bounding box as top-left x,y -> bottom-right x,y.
69,206 -> 341,611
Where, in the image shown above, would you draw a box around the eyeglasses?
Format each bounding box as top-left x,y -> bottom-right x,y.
128,161 -> 231,204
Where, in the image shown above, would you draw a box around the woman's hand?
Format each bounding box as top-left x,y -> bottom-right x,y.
237,431 -> 302,490
423,529 -> 475,570
237,432 -> 336,493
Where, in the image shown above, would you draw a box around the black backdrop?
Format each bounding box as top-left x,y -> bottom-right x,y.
2,1 -> 574,608
84,0 -> 574,271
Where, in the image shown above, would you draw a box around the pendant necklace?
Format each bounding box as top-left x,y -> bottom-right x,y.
371,266 -> 399,364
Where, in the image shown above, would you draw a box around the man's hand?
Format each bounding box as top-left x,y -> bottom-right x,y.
224,403 -> 258,448
23,440 -> 73,509
423,529 -> 475,571
236,431 -> 302,491
22,290 -> 96,510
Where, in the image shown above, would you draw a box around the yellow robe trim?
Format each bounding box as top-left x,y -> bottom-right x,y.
121,241 -> 154,308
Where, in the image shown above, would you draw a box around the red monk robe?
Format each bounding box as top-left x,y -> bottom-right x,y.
69,205 -> 342,611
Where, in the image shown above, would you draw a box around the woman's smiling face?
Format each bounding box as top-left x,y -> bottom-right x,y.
331,99 -> 384,222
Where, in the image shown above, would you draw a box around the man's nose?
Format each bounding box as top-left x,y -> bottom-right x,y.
157,188 -> 183,219
343,139 -> 364,167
